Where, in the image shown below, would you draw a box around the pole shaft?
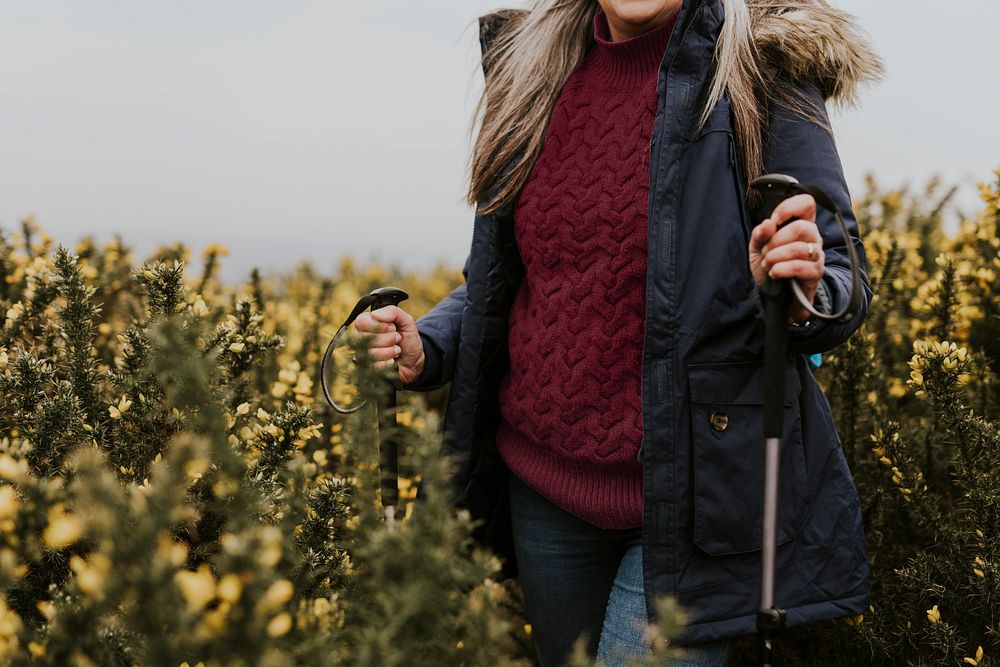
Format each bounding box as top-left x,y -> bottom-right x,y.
762,278 -> 789,438
757,277 -> 790,663
760,436 -> 781,610
378,382 -> 399,509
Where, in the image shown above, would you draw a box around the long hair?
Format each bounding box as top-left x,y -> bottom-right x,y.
468,1 -> 598,215
467,0 -> 881,214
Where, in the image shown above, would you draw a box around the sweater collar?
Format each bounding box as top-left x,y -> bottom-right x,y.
587,8 -> 677,88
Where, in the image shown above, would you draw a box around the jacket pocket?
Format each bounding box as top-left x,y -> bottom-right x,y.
687,360 -> 807,556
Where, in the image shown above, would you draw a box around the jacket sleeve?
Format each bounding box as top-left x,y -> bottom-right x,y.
400,254 -> 469,392
761,79 -> 873,355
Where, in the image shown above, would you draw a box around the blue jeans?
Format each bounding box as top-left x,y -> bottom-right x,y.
507,471 -> 731,667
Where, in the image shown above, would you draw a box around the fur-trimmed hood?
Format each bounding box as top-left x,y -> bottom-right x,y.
752,0 -> 882,104
478,0 -> 882,104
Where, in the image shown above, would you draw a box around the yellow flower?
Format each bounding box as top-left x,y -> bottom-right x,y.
202,243 -> 229,259
266,612 -> 292,637
258,527 -> 283,567
217,574 -> 243,604
199,603 -> 230,638
175,564 -> 216,612
926,605 -> 941,624
43,507 -> 83,548
257,579 -> 294,615
0,600 -> 23,657
0,486 -> 18,521
236,402 -> 250,416
0,457 -> 25,480
158,533 -> 189,567
313,597 -> 331,617
228,342 -> 245,353
36,601 -> 55,621
4,303 -> 24,324
109,396 -> 133,419
185,457 -> 210,481
70,554 -> 111,598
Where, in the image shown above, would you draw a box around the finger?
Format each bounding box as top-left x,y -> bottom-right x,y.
768,259 -> 826,282
371,305 -> 415,332
749,217 -> 777,253
368,345 -> 402,362
367,331 -> 401,350
761,219 -> 822,255
372,358 -> 396,371
352,312 -> 381,335
763,240 -> 825,267
770,193 -> 817,227
363,308 -> 397,334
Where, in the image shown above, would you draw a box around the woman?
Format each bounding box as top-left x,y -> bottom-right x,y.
354,0 -> 881,664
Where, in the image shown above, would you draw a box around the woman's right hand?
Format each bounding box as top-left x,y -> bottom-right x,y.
352,306 -> 425,386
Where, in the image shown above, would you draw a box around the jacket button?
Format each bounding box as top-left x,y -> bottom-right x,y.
709,411 -> 729,432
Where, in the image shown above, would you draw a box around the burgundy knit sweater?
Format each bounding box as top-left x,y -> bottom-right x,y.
496,10 -> 676,529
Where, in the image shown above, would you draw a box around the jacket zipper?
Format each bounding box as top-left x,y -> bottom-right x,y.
728,132 -> 751,247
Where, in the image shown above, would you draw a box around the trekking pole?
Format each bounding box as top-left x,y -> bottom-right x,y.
748,175 -> 864,666
319,286 -> 409,527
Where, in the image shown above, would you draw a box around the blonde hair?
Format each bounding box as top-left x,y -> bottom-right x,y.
468,1 -> 598,214
467,0 -> 878,213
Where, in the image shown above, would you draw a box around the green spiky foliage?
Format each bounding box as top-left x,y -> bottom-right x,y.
0,232 -> 688,666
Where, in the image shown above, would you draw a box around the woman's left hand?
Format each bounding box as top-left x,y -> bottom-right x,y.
748,193 -> 825,324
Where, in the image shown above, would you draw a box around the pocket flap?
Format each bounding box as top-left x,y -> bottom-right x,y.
688,360 -> 801,406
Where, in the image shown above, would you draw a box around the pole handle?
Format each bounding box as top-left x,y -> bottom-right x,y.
320,287 -> 409,412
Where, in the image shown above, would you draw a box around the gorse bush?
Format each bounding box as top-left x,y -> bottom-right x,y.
0,233 -> 526,666
0,169 -> 998,666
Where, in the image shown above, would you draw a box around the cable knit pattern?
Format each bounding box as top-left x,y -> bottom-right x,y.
496,10 -> 675,529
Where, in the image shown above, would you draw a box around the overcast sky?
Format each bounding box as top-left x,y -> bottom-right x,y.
1,1 -> 997,281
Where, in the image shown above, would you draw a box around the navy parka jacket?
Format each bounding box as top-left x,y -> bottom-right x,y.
405,0 -> 873,644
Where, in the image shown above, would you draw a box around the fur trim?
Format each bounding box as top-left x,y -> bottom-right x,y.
753,1 -> 883,104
